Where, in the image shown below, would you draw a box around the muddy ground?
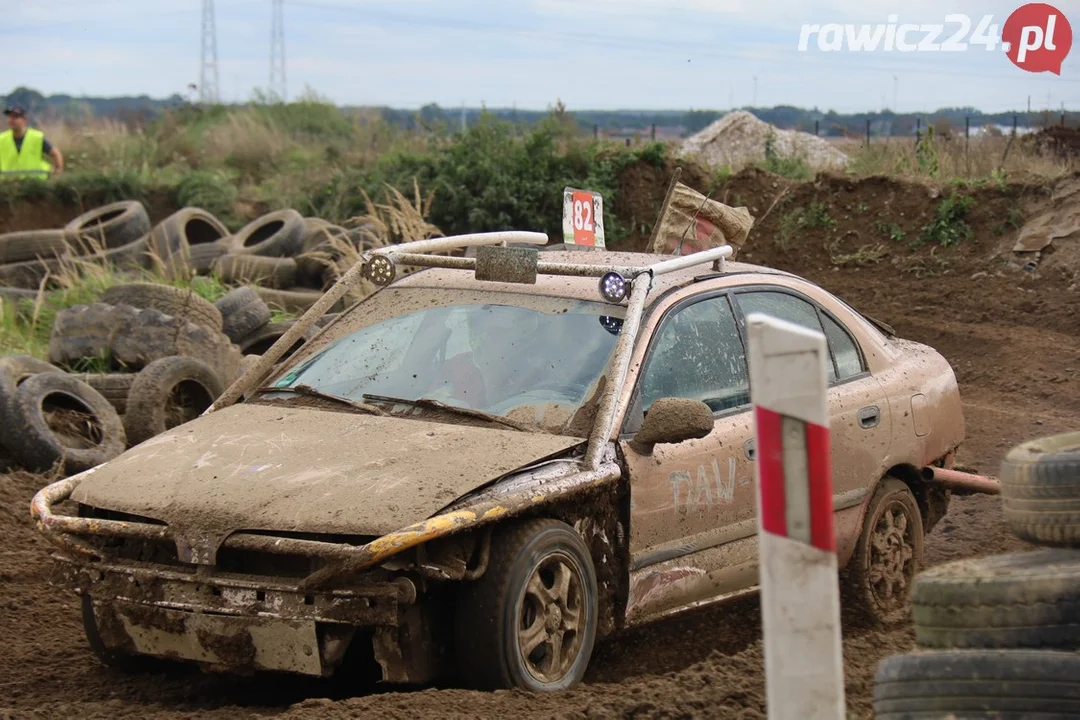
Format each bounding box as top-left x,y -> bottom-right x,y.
3,170 -> 1079,718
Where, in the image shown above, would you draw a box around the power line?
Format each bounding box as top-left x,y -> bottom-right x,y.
200,0 -> 221,104
270,0 -> 287,101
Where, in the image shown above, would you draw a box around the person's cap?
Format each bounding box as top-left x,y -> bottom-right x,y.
3,105 -> 27,117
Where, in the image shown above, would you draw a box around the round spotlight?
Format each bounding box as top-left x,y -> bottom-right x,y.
599,272 -> 629,303
364,255 -> 396,286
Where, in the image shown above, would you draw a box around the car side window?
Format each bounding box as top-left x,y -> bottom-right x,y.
639,296 -> 750,414
822,313 -> 865,379
734,290 -> 838,382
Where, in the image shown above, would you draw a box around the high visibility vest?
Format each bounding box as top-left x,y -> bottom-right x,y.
0,129 -> 52,176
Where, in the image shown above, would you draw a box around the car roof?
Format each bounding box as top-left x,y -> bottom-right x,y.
393,249 -> 798,305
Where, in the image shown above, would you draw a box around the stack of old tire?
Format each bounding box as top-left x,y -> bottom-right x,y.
44,283 -> 242,453
208,210 -> 367,315
873,432 -> 1080,719
0,201 -> 366,316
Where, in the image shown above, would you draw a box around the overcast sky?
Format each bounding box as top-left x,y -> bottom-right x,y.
5,0 -> 1079,112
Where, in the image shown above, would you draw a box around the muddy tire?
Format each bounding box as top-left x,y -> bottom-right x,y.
1001,432 -> 1080,547
147,207 -> 230,274
913,548 -> 1080,650
188,240 -> 230,275
455,518 -> 598,691
226,209 -> 304,257
873,649 -> 1080,718
4,372 -> 125,474
78,373 -> 135,416
254,286 -> 329,314
47,303 -> 141,369
123,356 -> 223,446
237,320 -> 315,358
81,596 -> 148,671
843,477 -> 924,626
0,356 -> 62,458
212,254 -> 297,289
215,286 -> 272,343
102,282 -> 223,332
65,201 -> 150,251
109,309 -> 241,381
0,229 -> 71,264
0,255 -> 66,289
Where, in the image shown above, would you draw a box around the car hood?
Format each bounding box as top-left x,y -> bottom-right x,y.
71,403 -> 582,556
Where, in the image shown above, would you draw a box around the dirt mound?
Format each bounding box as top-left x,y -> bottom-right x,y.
680,111 -> 849,172
1029,125 -> 1080,159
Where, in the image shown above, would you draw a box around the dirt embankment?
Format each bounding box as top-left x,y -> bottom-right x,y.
3,168 -> 1079,718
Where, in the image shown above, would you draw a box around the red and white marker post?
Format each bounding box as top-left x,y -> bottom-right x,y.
747,313 -> 845,720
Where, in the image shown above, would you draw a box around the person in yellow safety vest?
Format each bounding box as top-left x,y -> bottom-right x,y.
0,105 -> 63,177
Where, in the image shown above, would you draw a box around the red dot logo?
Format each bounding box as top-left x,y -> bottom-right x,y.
1003,3 -> 1072,74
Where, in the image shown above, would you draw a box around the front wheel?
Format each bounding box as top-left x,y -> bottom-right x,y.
454,518 -> 598,691
844,477 -> 925,625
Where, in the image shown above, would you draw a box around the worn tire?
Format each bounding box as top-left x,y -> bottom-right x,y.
253,286 -> 329,314
913,548 -> 1080,650
110,308 -> 240,380
238,320 -> 315,358
78,373 -> 135,416
101,282 -> 223,332
80,235 -> 151,271
842,477 -> 924,626
5,372 -> 125,474
189,240 -> 230,275
873,649 -> 1080,718
1001,432 -> 1080,547
454,518 -> 598,691
226,209 -> 304,257
296,219 -> 346,288
0,255 -> 67,289
123,356 -> 224,446
47,303 -> 141,369
215,286 -> 272,343
146,207 -> 230,274
0,229 -> 71,264
212,254 -> 297,289
65,201 -> 150,251
0,356 -> 63,457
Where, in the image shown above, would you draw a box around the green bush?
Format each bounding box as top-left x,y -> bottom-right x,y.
175,169 -> 239,222
917,193 -> 975,248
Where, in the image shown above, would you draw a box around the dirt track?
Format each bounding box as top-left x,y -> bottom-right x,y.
3,172 -> 1079,718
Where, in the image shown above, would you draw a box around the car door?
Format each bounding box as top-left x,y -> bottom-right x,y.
730,288 -> 893,503
620,292 -> 759,621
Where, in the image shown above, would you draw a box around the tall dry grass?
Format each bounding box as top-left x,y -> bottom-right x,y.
838,133 -> 1074,182
305,180 -> 442,304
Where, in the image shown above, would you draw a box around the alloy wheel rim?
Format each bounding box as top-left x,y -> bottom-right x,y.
517,551 -> 586,684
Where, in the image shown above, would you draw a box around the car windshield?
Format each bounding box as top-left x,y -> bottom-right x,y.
265,288 -> 625,435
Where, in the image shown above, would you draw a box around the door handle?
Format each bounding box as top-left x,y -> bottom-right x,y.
744,438 -> 756,461
858,405 -> 881,429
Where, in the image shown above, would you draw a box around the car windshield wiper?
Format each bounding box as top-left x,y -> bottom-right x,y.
259,384 -> 387,416
361,393 -> 534,432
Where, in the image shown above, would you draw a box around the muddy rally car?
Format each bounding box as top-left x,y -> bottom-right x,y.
34,233 -> 985,691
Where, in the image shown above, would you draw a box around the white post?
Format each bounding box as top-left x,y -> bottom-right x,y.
746,313 -> 845,720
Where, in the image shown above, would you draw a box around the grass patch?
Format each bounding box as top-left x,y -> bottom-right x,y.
916,193 -> 975,248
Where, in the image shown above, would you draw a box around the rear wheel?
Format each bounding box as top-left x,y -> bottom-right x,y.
844,477 -> 924,625
455,519 -> 598,691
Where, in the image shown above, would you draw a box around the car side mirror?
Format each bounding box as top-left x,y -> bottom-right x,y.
628,397 -> 714,455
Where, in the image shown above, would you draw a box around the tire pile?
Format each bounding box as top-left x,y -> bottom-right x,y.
873,432 -> 1080,719
0,200 -> 376,476
0,280 -> 331,476
0,200 -> 369,315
